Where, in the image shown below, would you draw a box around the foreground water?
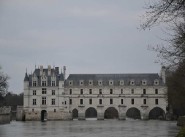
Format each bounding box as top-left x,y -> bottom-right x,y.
0,119 -> 179,137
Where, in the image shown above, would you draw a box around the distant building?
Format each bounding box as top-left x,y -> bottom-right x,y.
24,65 -> 167,121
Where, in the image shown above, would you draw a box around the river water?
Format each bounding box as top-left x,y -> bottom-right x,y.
0,119 -> 179,137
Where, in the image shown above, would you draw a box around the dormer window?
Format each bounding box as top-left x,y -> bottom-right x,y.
33,81 -> 37,87
120,80 -> 124,86
109,80 -> 114,86
130,80 -> 135,85
69,81 -> 73,86
142,80 -> 147,85
154,79 -> 159,85
51,81 -> 55,86
89,80 -> 93,86
42,81 -> 46,86
80,80 -> 84,86
98,80 -> 102,86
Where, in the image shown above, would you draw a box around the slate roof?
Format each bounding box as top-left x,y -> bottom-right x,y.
65,73 -> 164,86
24,67 -> 64,86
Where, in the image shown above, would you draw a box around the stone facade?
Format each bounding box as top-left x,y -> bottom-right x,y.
24,65 -> 167,121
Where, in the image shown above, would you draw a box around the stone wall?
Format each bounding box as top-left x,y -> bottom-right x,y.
16,106 -> 25,121
25,110 -> 71,121
0,106 -> 11,124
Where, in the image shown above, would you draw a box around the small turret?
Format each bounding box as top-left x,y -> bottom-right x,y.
24,71 -> 29,81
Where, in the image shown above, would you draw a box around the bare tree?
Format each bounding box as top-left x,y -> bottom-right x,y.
152,23 -> 185,68
0,66 -> 9,96
142,0 -> 185,116
141,0 -> 185,68
141,0 -> 185,29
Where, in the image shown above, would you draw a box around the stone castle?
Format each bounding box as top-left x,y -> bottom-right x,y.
23,65 -> 167,121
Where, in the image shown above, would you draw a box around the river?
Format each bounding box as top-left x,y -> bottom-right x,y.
0,119 -> 179,137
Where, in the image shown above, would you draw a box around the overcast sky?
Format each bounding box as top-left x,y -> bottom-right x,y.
0,0 -> 166,94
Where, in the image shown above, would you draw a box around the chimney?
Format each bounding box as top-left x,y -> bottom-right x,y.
63,66 -> 66,80
48,65 -> 51,76
55,67 -> 59,74
160,66 -> 166,84
40,65 -> 43,76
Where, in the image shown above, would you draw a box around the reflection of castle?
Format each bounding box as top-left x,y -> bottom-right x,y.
23,65 -> 167,121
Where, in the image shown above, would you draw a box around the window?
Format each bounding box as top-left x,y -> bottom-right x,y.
51,81 -> 55,86
155,99 -> 158,105
52,90 -> 55,95
51,99 -> 55,105
143,99 -> 146,104
131,89 -> 134,94
99,89 -> 102,94
33,90 -> 36,95
110,89 -> 113,94
131,99 -> 134,104
155,89 -> 158,94
89,80 -> 93,85
33,81 -> 37,87
142,80 -> 147,85
69,99 -> 72,105
42,81 -> 46,86
80,99 -> 83,105
33,99 -> 36,105
42,97 -> 46,105
65,101 -> 66,105
70,89 -> 72,95
99,99 -> 102,104
121,99 -> 123,104
110,98 -> 113,104
32,109 -> 34,112
143,89 -> 146,94
80,80 -> 84,85
89,99 -> 92,104
42,88 -> 47,94
54,109 -> 56,112
69,81 -> 73,86
154,80 -> 159,85
98,80 -> 102,86
89,89 -> 92,94
121,89 -> 123,94
80,89 -> 83,94
109,80 -> 113,85
130,80 -> 135,85
120,80 -> 124,85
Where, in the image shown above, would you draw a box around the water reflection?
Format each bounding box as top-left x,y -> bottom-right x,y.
0,120 -> 179,137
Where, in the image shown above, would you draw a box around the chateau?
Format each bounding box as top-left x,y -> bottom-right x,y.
23,65 -> 167,121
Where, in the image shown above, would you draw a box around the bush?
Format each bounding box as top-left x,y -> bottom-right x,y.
177,127 -> 185,137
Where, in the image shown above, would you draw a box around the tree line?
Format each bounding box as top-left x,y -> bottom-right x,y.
0,67 -> 23,111
142,0 -> 185,117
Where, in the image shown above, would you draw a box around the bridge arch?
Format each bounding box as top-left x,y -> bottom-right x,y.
85,107 -> 97,118
104,107 -> 119,119
72,108 -> 78,119
126,107 -> 141,119
149,107 -> 165,120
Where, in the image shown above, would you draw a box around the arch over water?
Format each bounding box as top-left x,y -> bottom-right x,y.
126,107 -> 141,119
72,109 -> 78,119
104,107 -> 119,119
41,110 -> 47,121
149,107 -> 165,120
85,107 -> 97,118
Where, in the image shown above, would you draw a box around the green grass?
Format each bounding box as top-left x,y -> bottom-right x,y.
177,127 -> 185,137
